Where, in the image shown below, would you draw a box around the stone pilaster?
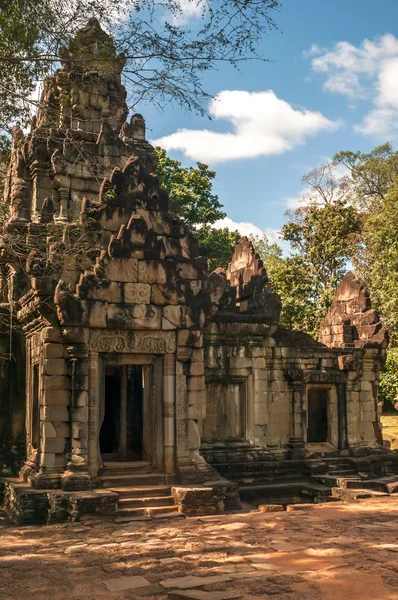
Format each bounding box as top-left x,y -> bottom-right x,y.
286,369 -> 306,459
55,186 -> 70,223
163,353 -> 176,474
61,340 -> 91,490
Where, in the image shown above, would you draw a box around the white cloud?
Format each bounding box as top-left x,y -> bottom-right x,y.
306,34 -> 398,138
152,90 -> 339,164
302,43 -> 324,59
213,217 -> 280,244
284,195 -> 303,210
354,106 -> 398,138
167,0 -> 207,25
378,57 -> 398,106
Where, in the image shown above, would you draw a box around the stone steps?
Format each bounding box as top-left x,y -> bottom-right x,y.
239,480 -> 332,503
100,472 -> 167,488
312,475 -> 362,488
118,495 -> 175,508
328,464 -> 356,473
346,475 -> 398,494
98,464 -> 180,520
210,463 -> 314,485
108,485 -> 171,498
118,504 -> 179,518
102,461 -> 153,474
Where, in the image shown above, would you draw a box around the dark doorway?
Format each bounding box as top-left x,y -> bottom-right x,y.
307,388 -> 328,443
100,365 -> 143,460
31,363 -> 40,449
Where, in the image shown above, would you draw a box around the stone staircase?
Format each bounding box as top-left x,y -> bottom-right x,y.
310,456 -> 398,500
98,461 -> 180,520
202,443 -> 335,505
202,443 -> 398,506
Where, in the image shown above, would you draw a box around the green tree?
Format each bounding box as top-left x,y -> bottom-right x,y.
250,161 -> 361,338
334,144 -> 398,340
156,147 -> 240,270
248,233 -> 282,264
334,143 -> 398,211
380,347 -> 398,411
156,147 -> 225,229
281,200 -> 361,312
267,254 -> 320,336
334,144 -> 398,409
249,234 -> 320,336
354,184 -> 398,341
195,225 -> 240,272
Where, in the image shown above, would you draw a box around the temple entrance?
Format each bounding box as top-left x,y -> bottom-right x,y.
307,388 -> 328,443
100,365 -> 144,461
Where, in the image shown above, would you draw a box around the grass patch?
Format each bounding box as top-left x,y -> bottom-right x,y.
381,414 -> 398,450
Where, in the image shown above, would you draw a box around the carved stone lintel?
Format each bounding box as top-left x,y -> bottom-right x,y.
90,328 -> 176,354
303,370 -> 346,385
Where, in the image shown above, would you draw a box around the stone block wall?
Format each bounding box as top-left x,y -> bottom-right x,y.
203,323 -> 384,455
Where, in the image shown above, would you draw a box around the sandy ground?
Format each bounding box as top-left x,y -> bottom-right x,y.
1,497 -> 398,600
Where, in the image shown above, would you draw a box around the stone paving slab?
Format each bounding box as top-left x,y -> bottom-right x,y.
270,540 -> 308,552
160,575 -> 232,590
246,554 -> 271,563
153,512 -> 186,520
168,591 -> 242,600
229,570 -> 276,579
104,575 -> 151,592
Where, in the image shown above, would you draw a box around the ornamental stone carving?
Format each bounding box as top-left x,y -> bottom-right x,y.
90,329 -> 176,354
303,370 -> 346,384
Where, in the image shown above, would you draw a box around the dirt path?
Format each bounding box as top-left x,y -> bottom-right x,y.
1,497 -> 398,600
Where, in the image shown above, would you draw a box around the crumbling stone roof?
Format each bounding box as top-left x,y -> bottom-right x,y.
319,272 -> 388,349
213,237 -> 281,326
272,326 -> 327,348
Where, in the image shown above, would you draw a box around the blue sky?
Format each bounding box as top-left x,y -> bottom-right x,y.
131,0 -> 398,244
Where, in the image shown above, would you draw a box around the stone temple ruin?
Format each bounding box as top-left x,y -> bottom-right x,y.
1,19 -> 397,524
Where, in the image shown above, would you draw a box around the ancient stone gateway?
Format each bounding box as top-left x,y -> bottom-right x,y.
0,19 -> 397,524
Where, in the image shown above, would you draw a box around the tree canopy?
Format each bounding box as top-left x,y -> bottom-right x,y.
281,200 -> 361,311
333,144 -> 398,345
156,148 -> 240,270
249,162 -> 361,338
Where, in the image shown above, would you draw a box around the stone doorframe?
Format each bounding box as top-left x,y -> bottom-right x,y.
285,369 -> 347,457
87,350 -> 176,478
305,383 -> 339,448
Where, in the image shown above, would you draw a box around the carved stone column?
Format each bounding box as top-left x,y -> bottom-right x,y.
176,360 -> 189,462
61,341 -> 91,490
55,187 -> 69,222
87,350 -> 100,477
286,369 -> 306,459
163,353 -> 176,474
30,160 -> 53,220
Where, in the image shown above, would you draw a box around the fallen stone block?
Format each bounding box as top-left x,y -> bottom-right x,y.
104,575 -> 151,592
258,504 -> 284,513
286,503 -> 314,511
